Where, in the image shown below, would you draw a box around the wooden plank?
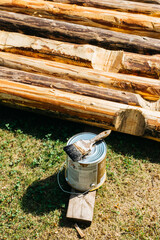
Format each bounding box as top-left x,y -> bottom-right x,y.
1,11 -> 160,54
74,223 -> 85,238
66,189 -> 96,223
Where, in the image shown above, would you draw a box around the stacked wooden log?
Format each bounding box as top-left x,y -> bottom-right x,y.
0,0 -> 160,141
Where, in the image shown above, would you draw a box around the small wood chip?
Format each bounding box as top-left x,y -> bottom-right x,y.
74,223 -> 85,238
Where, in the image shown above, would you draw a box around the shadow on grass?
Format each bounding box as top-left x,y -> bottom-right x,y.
21,169 -> 90,229
0,105 -> 159,165
106,131 -> 160,164
21,169 -> 70,216
21,171 -> 91,232
0,105 -> 84,142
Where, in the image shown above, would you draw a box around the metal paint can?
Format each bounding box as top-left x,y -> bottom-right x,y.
65,132 -> 107,192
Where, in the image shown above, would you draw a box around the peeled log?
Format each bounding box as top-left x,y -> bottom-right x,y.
1,0 -> 160,39
121,53 -> 160,79
0,51 -> 160,102
104,50 -> 160,79
1,66 -> 160,111
46,0 -> 160,16
128,1 -> 160,4
0,31 -> 108,70
1,11 -> 160,54
1,31 -> 160,78
0,78 -> 160,141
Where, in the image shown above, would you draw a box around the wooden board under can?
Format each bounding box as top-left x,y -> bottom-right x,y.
66,189 -> 96,223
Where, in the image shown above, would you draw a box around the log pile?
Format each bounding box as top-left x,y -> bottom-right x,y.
0,0 -> 160,141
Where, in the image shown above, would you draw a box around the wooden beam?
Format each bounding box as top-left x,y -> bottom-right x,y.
45,0 -> 160,16
1,0 -> 160,39
66,190 -> 96,223
0,51 -> 160,102
0,78 -> 160,141
0,11 -> 160,54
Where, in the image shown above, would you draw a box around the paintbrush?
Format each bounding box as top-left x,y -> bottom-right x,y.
63,129 -> 111,162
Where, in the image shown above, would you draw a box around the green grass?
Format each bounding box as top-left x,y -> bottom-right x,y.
0,105 -> 160,240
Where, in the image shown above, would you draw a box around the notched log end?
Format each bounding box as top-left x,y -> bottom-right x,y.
114,108 -> 146,136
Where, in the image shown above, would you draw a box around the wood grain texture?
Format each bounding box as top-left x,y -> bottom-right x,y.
0,31 -> 107,70
66,190 -> 96,223
121,52 -> 160,79
128,0 -> 160,4
0,51 -> 160,102
0,78 -> 160,140
1,66 -> 160,111
1,31 -> 160,79
46,0 -> 160,16
1,0 -> 160,39
0,11 -> 160,54
74,223 -> 85,238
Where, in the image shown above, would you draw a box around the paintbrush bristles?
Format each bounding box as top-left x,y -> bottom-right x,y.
63,144 -> 82,162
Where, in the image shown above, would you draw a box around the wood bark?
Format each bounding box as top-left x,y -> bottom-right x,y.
1,1 -> 160,39
45,0 -> 160,16
0,51 -> 160,102
1,31 -> 160,79
121,53 -> 160,79
0,77 -> 160,141
1,66 -> 160,111
128,0 -> 160,4
0,11 -> 160,55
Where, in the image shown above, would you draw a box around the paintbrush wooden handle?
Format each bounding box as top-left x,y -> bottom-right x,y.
90,129 -> 111,144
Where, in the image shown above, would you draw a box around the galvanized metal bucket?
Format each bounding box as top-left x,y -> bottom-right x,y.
65,132 -> 107,192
